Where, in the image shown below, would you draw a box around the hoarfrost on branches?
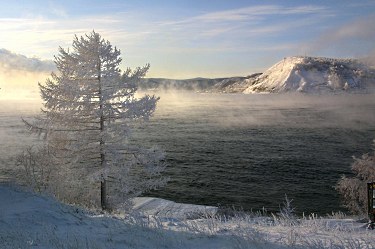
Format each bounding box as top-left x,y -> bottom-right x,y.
336,141 -> 375,215
22,31 -> 167,211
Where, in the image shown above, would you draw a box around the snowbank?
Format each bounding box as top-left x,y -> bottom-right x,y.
0,185 -> 268,248
1,184 -> 374,249
131,197 -> 217,219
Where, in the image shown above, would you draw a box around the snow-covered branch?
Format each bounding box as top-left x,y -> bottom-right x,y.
23,31 -> 167,211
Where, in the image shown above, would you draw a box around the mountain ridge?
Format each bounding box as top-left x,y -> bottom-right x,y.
138,76 -> 250,92
138,56 -> 375,94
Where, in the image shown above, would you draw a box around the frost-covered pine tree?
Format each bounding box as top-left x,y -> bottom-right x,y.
336,142 -> 375,215
25,31 -> 167,210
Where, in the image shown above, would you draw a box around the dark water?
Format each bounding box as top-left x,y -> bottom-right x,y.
1,93 -> 375,214
133,92 -> 375,214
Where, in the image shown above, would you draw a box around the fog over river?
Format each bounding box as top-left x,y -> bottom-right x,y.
1,92 -> 375,214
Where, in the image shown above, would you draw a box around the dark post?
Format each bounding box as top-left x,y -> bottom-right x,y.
101,178 -> 107,211
368,182 -> 375,229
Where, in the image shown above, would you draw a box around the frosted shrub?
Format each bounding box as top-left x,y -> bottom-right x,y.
16,145 -> 99,206
270,194 -> 299,227
336,142 -> 375,215
16,145 -> 54,193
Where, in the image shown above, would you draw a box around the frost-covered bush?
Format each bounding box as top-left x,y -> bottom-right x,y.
276,195 -> 298,226
16,145 -> 54,193
336,142 -> 375,215
16,145 -> 100,207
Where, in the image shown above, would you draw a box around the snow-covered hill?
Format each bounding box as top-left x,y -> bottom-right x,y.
243,56 -> 375,94
213,73 -> 261,93
138,57 -> 375,94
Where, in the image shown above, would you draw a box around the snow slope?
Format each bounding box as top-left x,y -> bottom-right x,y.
0,184 -> 276,248
244,56 -> 375,93
1,184 -> 375,249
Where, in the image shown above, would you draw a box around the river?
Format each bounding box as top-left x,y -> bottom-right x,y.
1,92 -> 375,214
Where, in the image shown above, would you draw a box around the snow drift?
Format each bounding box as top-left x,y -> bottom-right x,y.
0,185 -> 238,248
243,56 -> 375,93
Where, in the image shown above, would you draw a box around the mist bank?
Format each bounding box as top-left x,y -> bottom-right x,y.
137,90 -> 375,130
2,55 -> 375,100
137,75 -> 257,93
0,71 -> 46,100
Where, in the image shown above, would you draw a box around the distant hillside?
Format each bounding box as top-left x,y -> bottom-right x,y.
243,56 -> 375,93
138,77 -> 220,91
212,73 -> 261,93
138,56 -> 375,94
138,76 -> 251,93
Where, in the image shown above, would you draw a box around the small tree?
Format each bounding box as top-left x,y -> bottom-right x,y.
24,31 -> 167,210
336,142 -> 375,215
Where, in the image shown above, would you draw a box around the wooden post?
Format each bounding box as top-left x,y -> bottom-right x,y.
101,178 -> 107,211
367,182 -> 375,229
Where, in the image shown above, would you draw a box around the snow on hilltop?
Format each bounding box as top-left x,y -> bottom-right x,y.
243,56 -> 375,93
137,56 -> 375,94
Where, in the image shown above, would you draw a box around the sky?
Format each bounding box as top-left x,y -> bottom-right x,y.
0,0 -> 375,84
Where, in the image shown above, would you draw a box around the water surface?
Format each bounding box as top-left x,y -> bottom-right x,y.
1,93 -> 375,214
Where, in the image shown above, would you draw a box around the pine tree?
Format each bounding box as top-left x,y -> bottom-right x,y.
25,31 -> 167,210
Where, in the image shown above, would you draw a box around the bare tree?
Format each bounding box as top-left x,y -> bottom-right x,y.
24,31 -> 167,210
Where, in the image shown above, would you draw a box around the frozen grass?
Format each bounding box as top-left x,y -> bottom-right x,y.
125,196 -> 375,249
1,185 -> 374,249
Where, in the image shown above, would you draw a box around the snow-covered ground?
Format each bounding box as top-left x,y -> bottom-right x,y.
1,184 -> 374,249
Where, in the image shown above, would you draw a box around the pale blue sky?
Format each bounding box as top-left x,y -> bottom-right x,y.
1,0 -> 375,78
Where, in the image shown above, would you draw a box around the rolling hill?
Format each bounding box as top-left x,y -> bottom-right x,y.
243,56 -> 375,93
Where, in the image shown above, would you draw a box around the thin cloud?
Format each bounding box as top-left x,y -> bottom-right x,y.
48,2 -> 68,18
0,4 -> 331,59
0,3 -> 346,78
153,4 -> 331,43
317,14 -> 375,44
306,14 -> 375,57
0,49 -> 55,72
160,5 -> 329,25
347,2 -> 375,8
0,50 -> 53,99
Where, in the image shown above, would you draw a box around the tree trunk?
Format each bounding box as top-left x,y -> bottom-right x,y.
97,49 -> 107,211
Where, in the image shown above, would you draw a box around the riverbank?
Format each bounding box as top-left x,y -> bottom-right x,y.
1,184 -> 374,249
